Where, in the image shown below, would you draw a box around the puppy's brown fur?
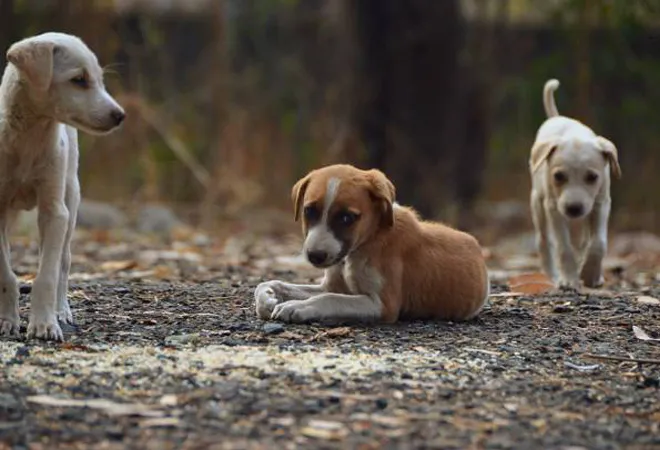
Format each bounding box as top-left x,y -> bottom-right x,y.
255,164 -> 489,323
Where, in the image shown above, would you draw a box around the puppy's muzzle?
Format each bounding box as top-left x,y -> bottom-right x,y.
564,202 -> 585,219
307,250 -> 329,267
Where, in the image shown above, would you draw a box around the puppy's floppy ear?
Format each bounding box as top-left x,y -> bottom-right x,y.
596,136 -> 622,179
6,38 -> 56,92
529,140 -> 558,174
366,169 -> 395,228
291,173 -> 312,222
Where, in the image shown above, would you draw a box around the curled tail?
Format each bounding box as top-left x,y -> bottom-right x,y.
543,79 -> 560,118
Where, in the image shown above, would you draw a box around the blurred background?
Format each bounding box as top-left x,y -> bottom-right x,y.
2,0 -> 660,245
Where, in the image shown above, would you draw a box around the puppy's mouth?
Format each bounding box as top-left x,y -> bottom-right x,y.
306,246 -> 350,269
68,117 -> 119,135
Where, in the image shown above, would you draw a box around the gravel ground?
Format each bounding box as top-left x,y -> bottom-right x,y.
0,229 -> 659,450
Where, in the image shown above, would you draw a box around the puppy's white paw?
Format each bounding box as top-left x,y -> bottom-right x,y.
581,266 -> 604,288
57,302 -> 74,325
271,300 -> 316,324
557,277 -> 581,290
0,316 -> 20,338
27,318 -> 63,341
0,287 -> 20,338
255,286 -> 280,320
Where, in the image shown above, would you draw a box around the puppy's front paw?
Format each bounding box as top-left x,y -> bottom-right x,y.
0,316 -> 20,338
271,300 -> 316,324
580,266 -> 604,288
27,318 -> 63,341
557,277 -> 582,290
0,288 -> 20,338
255,285 -> 280,320
57,303 -> 74,325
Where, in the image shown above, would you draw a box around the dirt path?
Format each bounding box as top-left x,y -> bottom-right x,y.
1,230 -> 659,449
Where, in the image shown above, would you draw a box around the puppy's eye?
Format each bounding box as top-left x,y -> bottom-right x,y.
303,205 -> 319,222
70,75 -> 88,88
585,172 -> 599,185
337,211 -> 359,227
553,171 -> 567,184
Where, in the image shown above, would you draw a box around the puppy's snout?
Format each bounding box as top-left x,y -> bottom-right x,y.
307,250 -> 328,266
565,203 -> 584,218
110,108 -> 125,126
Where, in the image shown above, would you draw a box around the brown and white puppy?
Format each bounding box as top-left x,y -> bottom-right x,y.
254,164 -> 490,324
530,79 -> 621,289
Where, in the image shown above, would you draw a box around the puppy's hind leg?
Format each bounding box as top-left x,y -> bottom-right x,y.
56,180 -> 80,324
580,200 -> 609,288
531,190 -> 556,280
0,213 -> 20,337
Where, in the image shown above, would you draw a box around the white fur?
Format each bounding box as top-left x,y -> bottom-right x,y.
530,79 -> 618,289
0,33 -> 124,340
302,177 -> 342,266
255,259 -> 384,323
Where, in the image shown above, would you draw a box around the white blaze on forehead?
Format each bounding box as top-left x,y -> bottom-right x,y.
303,177 -> 343,261
322,177 -> 341,222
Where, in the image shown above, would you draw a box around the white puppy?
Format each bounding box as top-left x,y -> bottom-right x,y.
0,33 -> 125,340
530,79 -> 621,289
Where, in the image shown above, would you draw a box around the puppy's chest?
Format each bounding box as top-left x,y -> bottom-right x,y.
0,134 -> 65,209
342,258 -> 383,295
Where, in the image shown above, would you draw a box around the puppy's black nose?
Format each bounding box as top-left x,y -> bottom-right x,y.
565,203 -> 584,218
110,109 -> 125,126
307,250 -> 328,266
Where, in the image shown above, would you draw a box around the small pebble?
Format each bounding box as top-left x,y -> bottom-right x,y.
14,346 -> 30,358
262,323 -> 285,335
642,377 -> 659,389
375,398 -> 388,410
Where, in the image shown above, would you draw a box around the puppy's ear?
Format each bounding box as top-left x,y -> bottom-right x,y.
596,136 -> 622,179
366,169 -> 395,228
529,141 -> 558,174
6,38 -> 55,92
291,173 -> 312,222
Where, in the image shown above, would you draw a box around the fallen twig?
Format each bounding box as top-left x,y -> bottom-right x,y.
582,353 -> 660,365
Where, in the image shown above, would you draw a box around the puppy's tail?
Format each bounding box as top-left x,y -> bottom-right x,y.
543,79 -> 560,118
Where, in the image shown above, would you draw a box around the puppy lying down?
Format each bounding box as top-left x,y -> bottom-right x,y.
255,164 -> 490,324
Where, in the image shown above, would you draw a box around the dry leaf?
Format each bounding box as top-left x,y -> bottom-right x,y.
27,395 -> 163,417
508,272 -> 554,295
140,417 -> 181,428
299,420 -> 348,440
309,327 -> 352,341
323,327 -> 352,338
100,260 -> 138,272
159,394 -> 178,406
636,296 -> 660,306
489,292 -> 525,298
564,361 -> 601,372
632,325 -> 660,342
370,415 -> 408,428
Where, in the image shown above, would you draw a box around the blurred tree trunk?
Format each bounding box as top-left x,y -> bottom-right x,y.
575,0 -> 593,122
0,0 -> 16,66
350,0 -> 487,225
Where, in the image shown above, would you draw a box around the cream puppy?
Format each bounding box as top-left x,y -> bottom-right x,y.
0,33 -> 125,340
255,164 -> 489,324
530,79 -> 621,289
